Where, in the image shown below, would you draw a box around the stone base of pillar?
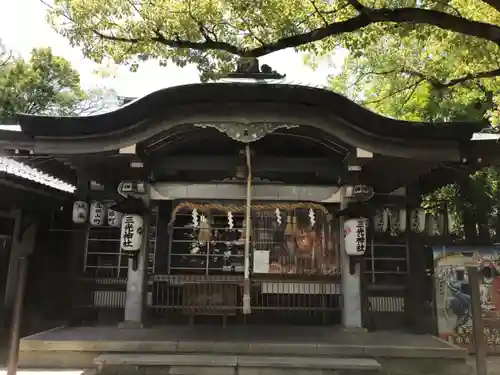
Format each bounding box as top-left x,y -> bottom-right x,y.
118,321 -> 145,329
342,327 -> 368,333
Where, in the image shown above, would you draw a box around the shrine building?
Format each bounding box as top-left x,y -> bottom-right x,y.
0,79 -> 498,372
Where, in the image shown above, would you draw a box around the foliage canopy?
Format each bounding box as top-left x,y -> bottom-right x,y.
0,45 -> 86,120
43,0 -> 500,241
322,1 -> 500,241
44,0 -> 500,81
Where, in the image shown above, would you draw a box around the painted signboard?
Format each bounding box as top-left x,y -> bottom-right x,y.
434,246 -> 500,351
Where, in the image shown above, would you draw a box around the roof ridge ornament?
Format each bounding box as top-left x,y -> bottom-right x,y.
226,57 -> 286,80
194,122 -> 299,143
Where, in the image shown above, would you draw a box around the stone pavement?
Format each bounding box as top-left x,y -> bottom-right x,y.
469,356 -> 500,374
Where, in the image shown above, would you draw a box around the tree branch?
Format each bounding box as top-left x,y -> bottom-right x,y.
91,6 -> 500,57
308,0 -> 329,26
0,51 -> 13,67
386,79 -> 420,117
445,67 -> 500,87
363,78 -> 425,106
94,29 -> 242,55
401,67 -> 500,89
346,0 -> 367,13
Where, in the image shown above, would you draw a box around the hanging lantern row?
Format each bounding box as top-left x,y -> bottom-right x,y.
72,200 -> 124,227
373,208 -> 455,236
72,201 -> 145,254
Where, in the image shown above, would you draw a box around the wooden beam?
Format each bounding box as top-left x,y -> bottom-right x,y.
150,182 -> 340,202
151,156 -> 343,175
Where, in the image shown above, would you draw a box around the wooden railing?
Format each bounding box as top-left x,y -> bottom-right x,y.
151,274 -> 341,325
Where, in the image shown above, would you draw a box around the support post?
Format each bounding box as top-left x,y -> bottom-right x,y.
339,186 -> 363,329
4,212 -> 37,318
242,145 -> 252,315
467,266 -> 487,375
70,173 -> 90,322
4,210 -> 24,310
121,208 -> 150,328
7,256 -> 28,375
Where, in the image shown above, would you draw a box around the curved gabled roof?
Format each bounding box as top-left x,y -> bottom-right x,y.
5,82 -> 484,160
16,82 -> 480,139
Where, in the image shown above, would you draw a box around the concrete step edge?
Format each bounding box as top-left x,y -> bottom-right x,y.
94,354 -> 382,370
19,340 -> 467,359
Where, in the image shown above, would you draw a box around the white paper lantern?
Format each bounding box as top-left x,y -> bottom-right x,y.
447,211 -> 456,235
344,218 -> 368,256
72,201 -> 89,224
427,213 -> 444,236
410,208 -> 426,233
373,208 -> 389,233
390,208 -> 407,234
121,214 -> 144,252
89,201 -> 106,226
107,208 -> 124,227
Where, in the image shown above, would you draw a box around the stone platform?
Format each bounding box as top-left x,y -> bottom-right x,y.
19,325 -> 469,374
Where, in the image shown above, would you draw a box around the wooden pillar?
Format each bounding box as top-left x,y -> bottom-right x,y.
4,210 -> 22,311
468,266 -> 487,375
68,173 -> 90,323
7,256 -> 28,375
154,201 -> 172,274
407,234 -> 427,333
4,211 -> 37,311
406,183 -> 430,334
68,223 -> 89,322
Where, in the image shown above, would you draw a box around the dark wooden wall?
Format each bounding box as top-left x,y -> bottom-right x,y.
23,202 -> 76,335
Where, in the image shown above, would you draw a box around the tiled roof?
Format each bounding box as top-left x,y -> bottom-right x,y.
0,157 -> 75,193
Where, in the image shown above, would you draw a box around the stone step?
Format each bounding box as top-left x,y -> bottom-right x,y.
94,353 -> 382,375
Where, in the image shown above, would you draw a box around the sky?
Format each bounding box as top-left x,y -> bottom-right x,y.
0,0 -> 348,98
